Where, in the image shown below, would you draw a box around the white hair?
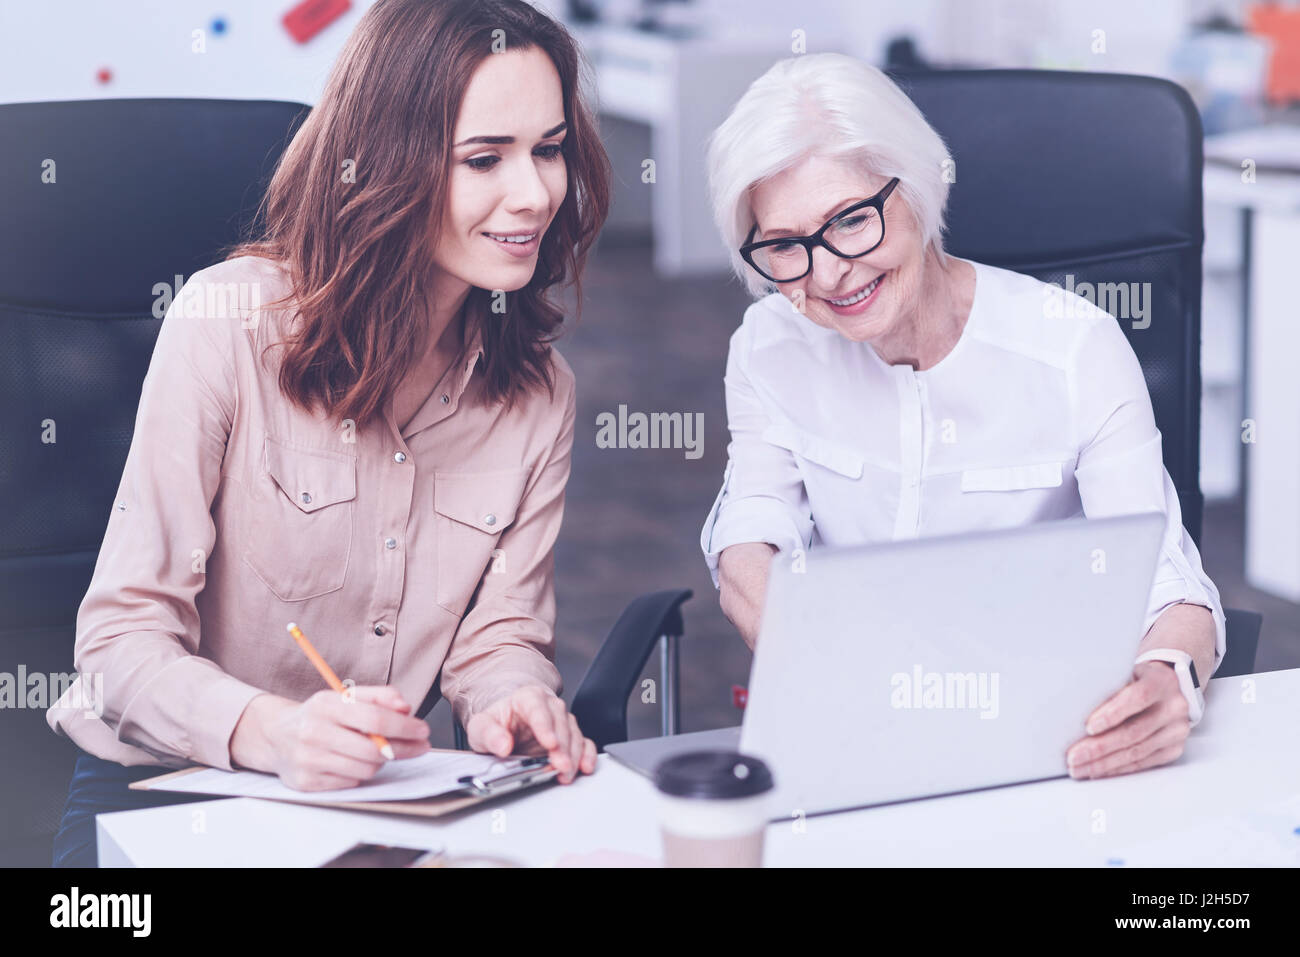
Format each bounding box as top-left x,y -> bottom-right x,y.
708,53 -> 953,299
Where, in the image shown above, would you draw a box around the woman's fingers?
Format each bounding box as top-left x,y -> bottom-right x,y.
316,749 -> 386,782
580,731 -> 598,774
466,710 -> 515,756
318,719 -> 429,765
546,696 -> 574,778
1067,697 -> 1167,772
567,713 -> 596,777
462,688 -> 596,783
1071,713 -> 1189,779
322,688 -> 430,744
1068,665 -> 1190,779
516,690 -> 560,751
1107,743 -> 1185,778
1083,673 -> 1160,736
282,735 -> 381,789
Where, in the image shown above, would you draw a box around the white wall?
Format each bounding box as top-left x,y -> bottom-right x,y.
929,0 -> 1238,76
692,0 -> 943,61
0,0 -> 380,106
1,0 -> 1230,109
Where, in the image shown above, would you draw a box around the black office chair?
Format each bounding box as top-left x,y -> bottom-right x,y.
0,97 -> 688,864
887,68 -> 1261,677
571,71 -> 1268,749
0,98 -> 314,865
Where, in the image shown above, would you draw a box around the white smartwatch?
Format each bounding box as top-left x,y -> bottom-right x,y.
1135,648 -> 1205,727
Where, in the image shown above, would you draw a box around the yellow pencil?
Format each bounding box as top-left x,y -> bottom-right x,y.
286,622 -> 395,760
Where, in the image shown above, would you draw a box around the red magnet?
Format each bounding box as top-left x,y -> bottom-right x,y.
282,0 -> 351,44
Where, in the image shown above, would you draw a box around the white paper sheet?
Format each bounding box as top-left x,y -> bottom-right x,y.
151,751 -> 525,803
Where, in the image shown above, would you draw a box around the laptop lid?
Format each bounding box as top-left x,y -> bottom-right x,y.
740,513 -> 1165,818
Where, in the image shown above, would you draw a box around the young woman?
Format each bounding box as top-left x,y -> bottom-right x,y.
48,0 -> 610,866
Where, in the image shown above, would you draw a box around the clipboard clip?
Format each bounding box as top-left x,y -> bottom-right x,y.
457,756 -> 556,797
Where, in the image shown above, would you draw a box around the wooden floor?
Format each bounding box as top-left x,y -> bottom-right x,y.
425,239 -> 1300,747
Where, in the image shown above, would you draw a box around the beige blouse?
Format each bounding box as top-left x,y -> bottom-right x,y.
46,255 -> 572,769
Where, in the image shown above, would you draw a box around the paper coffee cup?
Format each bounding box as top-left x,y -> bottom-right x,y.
653,751 -> 774,868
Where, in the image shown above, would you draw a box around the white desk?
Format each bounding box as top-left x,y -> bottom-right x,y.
98,668 -> 1300,867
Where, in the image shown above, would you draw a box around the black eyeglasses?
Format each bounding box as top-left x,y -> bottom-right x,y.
740,177 -> 900,284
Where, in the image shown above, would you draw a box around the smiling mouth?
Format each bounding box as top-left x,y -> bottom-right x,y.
483,231 -> 538,244
825,273 -> 885,306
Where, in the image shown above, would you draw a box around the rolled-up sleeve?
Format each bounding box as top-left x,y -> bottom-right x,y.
700,321 -> 814,588
46,272 -> 266,769
437,361 -> 572,726
1068,311 -> 1228,675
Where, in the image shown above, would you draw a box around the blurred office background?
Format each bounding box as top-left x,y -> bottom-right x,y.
1,0 -> 1297,758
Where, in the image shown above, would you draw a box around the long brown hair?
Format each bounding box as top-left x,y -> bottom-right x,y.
224,0 -> 610,423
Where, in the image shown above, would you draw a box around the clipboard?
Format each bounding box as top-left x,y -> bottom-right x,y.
129,748 -> 560,819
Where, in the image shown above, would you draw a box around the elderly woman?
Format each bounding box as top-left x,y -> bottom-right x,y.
699,53 -> 1225,781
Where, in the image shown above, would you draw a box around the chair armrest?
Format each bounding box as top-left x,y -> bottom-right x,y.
570,589 -> 693,751
1217,608 -> 1262,678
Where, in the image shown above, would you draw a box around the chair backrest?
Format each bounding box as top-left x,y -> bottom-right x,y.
0,98 -> 309,626
0,98 -> 308,858
890,69 -> 1206,544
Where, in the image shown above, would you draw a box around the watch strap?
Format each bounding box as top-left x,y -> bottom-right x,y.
1135,649 -> 1205,726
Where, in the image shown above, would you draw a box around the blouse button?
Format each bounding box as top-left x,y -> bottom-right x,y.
373,624 -> 386,636
300,492 -> 312,505
484,513 -> 497,527
440,394 -> 449,404
394,451 -> 407,464
384,537 -> 397,549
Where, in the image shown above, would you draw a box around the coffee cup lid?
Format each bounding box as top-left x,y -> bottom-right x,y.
653,750 -> 774,799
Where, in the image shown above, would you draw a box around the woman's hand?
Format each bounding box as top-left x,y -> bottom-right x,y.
464,685 -> 597,784
1064,661 -> 1191,779
232,686 -> 432,790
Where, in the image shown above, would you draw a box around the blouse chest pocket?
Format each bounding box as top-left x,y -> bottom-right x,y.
762,422 -> 865,479
960,461 -> 1063,492
241,435 -> 357,602
433,467 -> 531,617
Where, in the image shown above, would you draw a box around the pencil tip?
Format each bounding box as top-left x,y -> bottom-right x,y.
381,745 -> 396,760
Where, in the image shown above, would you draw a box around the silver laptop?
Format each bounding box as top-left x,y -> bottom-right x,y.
606,513 -> 1164,818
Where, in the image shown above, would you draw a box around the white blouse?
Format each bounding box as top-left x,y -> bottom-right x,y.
700,258 -> 1227,670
